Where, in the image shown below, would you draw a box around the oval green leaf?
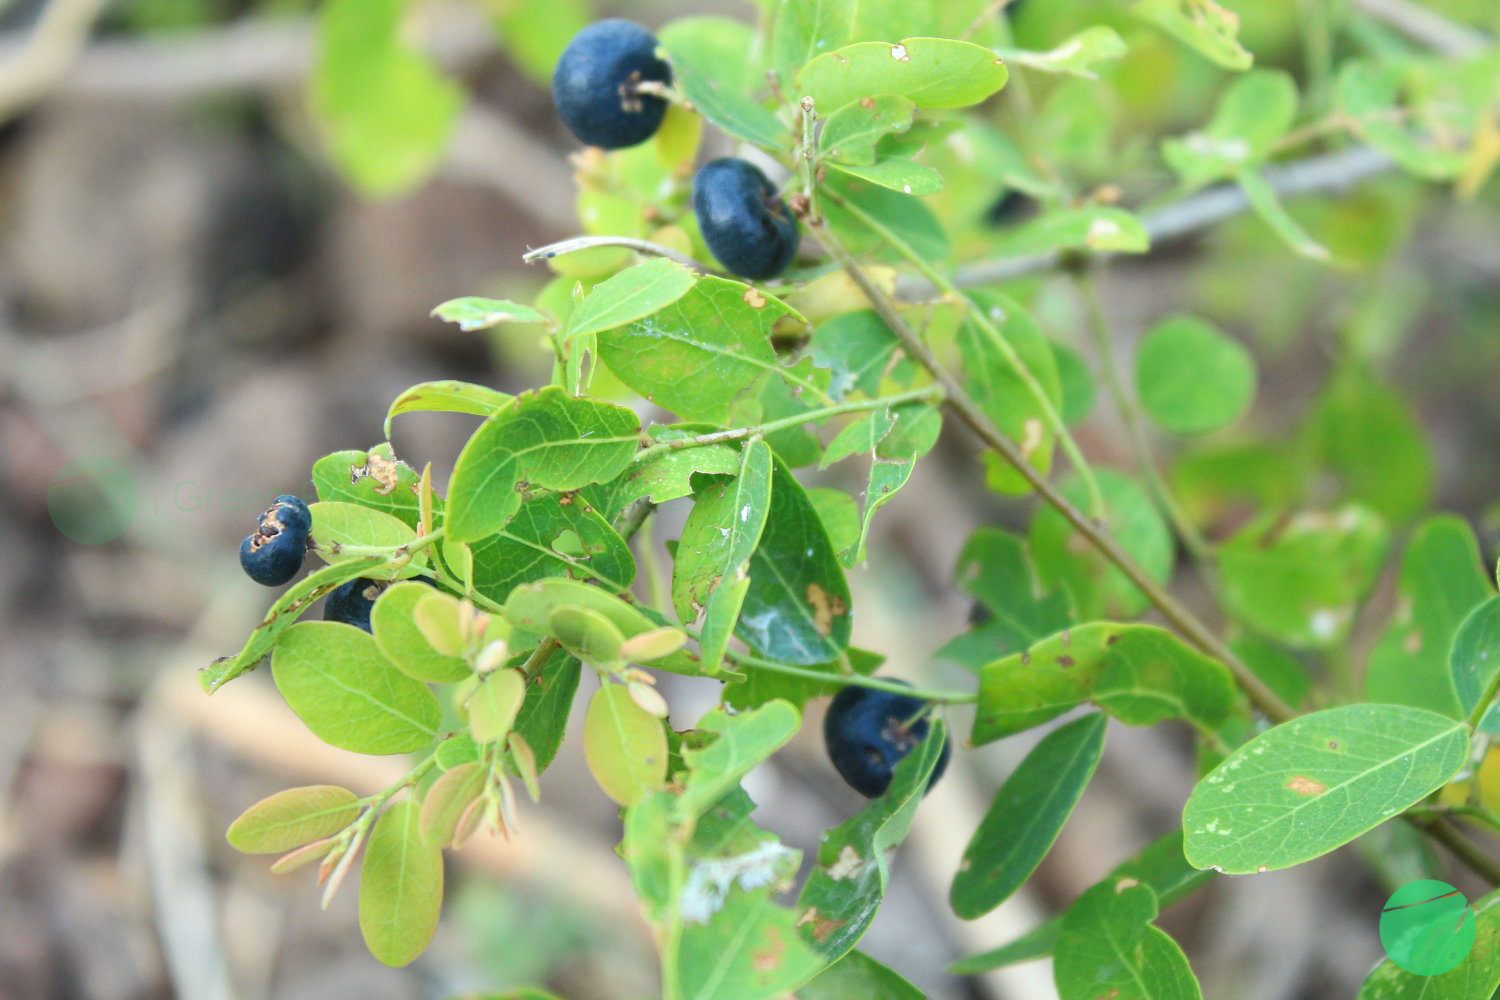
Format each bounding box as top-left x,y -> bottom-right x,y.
358,800 -> 444,967
271,621 -> 441,755
952,713 -> 1107,919
566,258 -> 699,340
1135,315 -> 1256,435
226,785 -> 361,854
1452,596 -> 1500,733
468,668 -> 527,744
583,684 -> 668,807
372,582 -> 472,683
797,38 -> 1007,113
383,380 -> 515,438
1183,704 -> 1469,874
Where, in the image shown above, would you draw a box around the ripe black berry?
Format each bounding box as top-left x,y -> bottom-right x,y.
324,577 -> 387,632
239,494 -> 311,587
552,20 -> 672,150
823,681 -> 951,798
692,158 -> 800,281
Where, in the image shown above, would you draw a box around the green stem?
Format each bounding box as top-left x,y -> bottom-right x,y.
818,219 -> 1297,726
1412,816 -> 1500,887
1466,665 -> 1500,733
726,648 -> 977,705
1410,803 -> 1500,837
633,385 -> 943,464
798,96 -> 820,223
1074,273 -> 1212,563
824,190 -> 1105,518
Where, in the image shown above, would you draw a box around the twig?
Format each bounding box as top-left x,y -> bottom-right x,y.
1415,816 -> 1500,886
818,220 -> 1298,726
523,236 -> 714,273
897,145 -> 1396,298
0,0 -> 110,124
1349,0 -> 1490,56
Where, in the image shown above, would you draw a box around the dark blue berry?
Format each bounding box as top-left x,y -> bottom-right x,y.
324,577 -> 387,632
239,494 -> 311,587
552,20 -> 672,150
823,681 -> 951,798
985,189 -> 1034,227
692,158 -> 800,281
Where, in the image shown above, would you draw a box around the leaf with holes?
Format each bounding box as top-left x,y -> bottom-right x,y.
820,96 -> 917,166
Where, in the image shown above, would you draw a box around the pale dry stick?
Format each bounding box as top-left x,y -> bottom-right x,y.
1349,0 -> 1490,56
0,0 -> 110,124
522,235 -> 713,272
818,220 -> 1299,726
898,145 -> 1397,297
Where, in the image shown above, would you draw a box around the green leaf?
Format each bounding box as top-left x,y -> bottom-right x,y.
311,0 -> 463,197
383,381 -> 515,438
1301,372 -> 1434,524
808,488 -> 861,557
445,387 -> 641,542
1135,315 -> 1257,435
1030,470 -> 1174,620
989,206 -> 1150,257
464,493 -> 637,606
1453,596 -> 1500,733
511,643 -> 582,773
796,722 -> 947,961
312,444 -> 426,530
824,174 -> 949,262
952,713 -> 1106,919
418,762 -> 486,848
1132,0 -> 1252,71
840,408 -> 934,567
271,621 -> 441,754
820,408 -> 896,468
610,441 -> 742,506
944,527 -> 1072,667
358,800 -> 444,967
1162,71 -> 1298,187
599,277 -> 822,424
201,555 -> 388,693
371,582 -> 471,683
973,624 -> 1236,744
661,18 -> 791,150
1367,517 -> 1490,718
1218,506 -> 1388,649
583,684 -> 669,806
429,297 -> 546,332
1052,340 -> 1097,426
742,456 -> 853,664
308,501 -> 423,579
1356,885 -> 1500,1000
797,38 -> 1008,113
820,96 -> 917,166
798,950 -> 923,1000
1235,168 -> 1331,262
548,604 -> 627,665
678,884 -> 827,1000
566,259 -> 700,339
676,702 -> 802,818
504,578 -> 698,672
825,156 -> 944,195
773,0 -> 856,86
809,310 -> 902,401
226,785 -> 361,854
957,293 -> 1063,489
468,668 -> 527,743
1338,61 -> 1469,180
996,26 -> 1128,79
950,829 -> 1214,975
675,441 -> 774,675
1054,880 -> 1202,1000
1182,704 -> 1469,874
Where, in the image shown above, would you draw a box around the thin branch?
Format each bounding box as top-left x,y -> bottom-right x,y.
0,0 -> 110,124
523,236 -> 715,273
1349,0 -> 1490,56
1414,816 -> 1500,886
818,219 -> 1298,726
897,145 -> 1396,298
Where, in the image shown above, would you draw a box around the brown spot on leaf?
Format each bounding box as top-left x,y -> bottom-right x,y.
1404,630 -> 1423,654
807,583 -> 844,635
361,451 -> 401,495
743,287 -> 766,308
1287,776 -> 1326,796
860,96 -> 875,109
795,908 -> 845,943
752,927 -> 786,972
1057,655 -> 1076,667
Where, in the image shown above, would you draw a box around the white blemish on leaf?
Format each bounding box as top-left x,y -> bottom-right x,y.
1085,217 -> 1121,246
740,505 -> 752,522
680,842 -> 800,923
891,43 -> 909,61
826,844 -> 864,880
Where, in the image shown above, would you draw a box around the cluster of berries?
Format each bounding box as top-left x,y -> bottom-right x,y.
552,19 -> 799,280
236,494 -> 387,632
231,19 -> 952,799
